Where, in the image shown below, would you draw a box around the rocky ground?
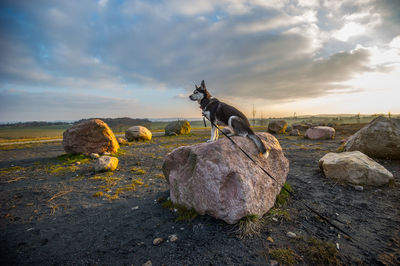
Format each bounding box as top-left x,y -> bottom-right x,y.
0,125 -> 399,265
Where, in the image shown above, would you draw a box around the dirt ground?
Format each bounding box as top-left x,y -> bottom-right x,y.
0,125 -> 399,265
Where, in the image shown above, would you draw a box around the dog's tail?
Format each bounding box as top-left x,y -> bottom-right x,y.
247,133 -> 269,157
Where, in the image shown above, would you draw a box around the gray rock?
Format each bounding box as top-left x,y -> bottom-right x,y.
163,132 -> 289,224
168,234 -> 178,242
165,120 -> 191,136
344,116 -> 400,159
94,156 -> 119,172
354,185 -> 364,191
319,151 -> 393,185
152,237 -> 163,245
305,126 -> 335,140
142,260 -> 152,266
125,126 -> 152,141
286,231 -> 297,238
268,120 -> 288,134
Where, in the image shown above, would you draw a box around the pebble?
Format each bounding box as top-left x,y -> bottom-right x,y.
354,185 -> 364,191
270,260 -> 279,266
152,238 -> 163,245
90,153 -> 100,159
142,260 -> 152,266
336,243 -> 340,250
76,161 -> 81,165
286,231 -> 297,238
272,217 -> 278,222
267,236 -> 274,243
131,206 -> 139,210
168,234 -> 178,242
180,227 -> 184,231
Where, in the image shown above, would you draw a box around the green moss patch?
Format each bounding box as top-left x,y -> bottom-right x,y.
161,199 -> 198,222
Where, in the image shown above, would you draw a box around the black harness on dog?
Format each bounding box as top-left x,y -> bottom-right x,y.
202,114 -> 354,240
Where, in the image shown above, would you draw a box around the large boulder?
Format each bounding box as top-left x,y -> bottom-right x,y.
165,120 -> 191,136
319,151 -> 393,186
125,126 -> 152,141
344,116 -> 400,159
95,156 -> 119,172
305,126 -> 335,140
63,119 -> 119,155
162,133 -> 289,224
292,123 -> 312,132
268,120 -> 288,134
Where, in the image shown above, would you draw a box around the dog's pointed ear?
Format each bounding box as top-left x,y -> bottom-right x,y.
195,84 -> 199,89
201,80 -> 206,89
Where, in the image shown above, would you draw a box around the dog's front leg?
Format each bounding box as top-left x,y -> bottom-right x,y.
207,125 -> 216,142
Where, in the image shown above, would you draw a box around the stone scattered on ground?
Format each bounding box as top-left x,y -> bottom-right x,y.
142,260 -> 152,266
62,119 -> 120,155
268,120 -> 288,134
286,231 -> 297,238
165,120 -> 191,136
152,237 -> 163,246
267,236 -> 274,243
168,234 -> 178,242
117,137 -> 128,145
319,151 -> 394,185
163,132 -> 289,224
269,260 -> 279,266
354,185 -> 364,191
90,153 -> 100,159
125,126 -> 152,141
305,126 -> 335,140
94,156 -> 119,172
289,129 -> 301,136
344,116 -> 400,159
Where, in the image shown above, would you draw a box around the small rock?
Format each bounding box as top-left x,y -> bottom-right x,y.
76,161 -> 81,165
117,137 -> 128,145
90,153 -> 100,159
180,227 -> 184,231
267,236 -> 274,243
272,217 -> 278,222
270,260 -> 279,266
168,234 -> 178,242
152,237 -> 163,245
354,185 -> 364,191
131,206 -> 139,210
94,156 -> 119,172
142,260 -> 152,266
286,231 -> 297,238
336,243 -> 340,250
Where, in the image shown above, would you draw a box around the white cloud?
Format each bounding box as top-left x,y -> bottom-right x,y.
333,22 -> 367,41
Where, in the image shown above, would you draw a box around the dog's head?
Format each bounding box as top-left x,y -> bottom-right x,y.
189,80 -> 211,102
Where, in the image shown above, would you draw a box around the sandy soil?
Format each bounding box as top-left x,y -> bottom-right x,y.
0,125 -> 399,265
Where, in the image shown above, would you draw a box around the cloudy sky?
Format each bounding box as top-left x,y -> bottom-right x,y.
0,0 -> 399,122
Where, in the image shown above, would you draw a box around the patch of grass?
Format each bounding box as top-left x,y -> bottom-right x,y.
268,208 -> 291,221
296,237 -> 340,265
0,166 -> 26,174
93,191 -> 104,197
57,154 -> 90,165
161,200 -> 198,222
237,214 -> 265,239
130,167 -> 146,175
268,248 -> 298,266
154,173 -> 165,179
275,182 -> 293,206
49,165 -> 78,174
112,149 -> 127,157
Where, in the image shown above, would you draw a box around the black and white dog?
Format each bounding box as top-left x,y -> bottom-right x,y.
189,80 -> 268,156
